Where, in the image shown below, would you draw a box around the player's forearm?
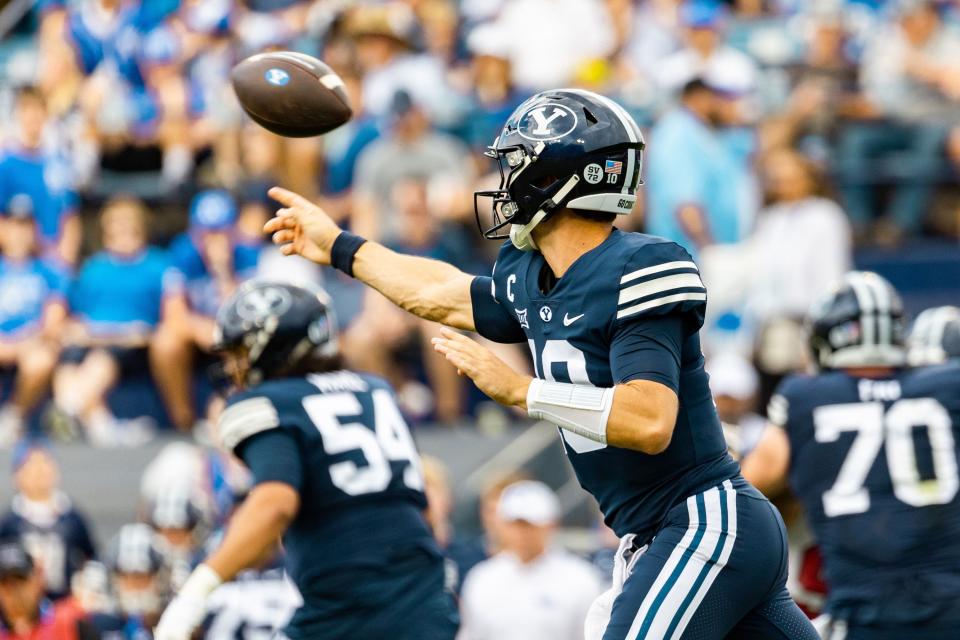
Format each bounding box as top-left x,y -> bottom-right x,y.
604,385 -> 676,454
352,241 -> 476,330
204,482 -> 299,582
522,378 -> 677,455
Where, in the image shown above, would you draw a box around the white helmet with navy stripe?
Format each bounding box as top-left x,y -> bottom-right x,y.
474,88 -> 645,251
808,271 -> 906,370
105,523 -> 167,615
106,523 -> 165,575
907,305 -> 960,366
146,488 -> 202,531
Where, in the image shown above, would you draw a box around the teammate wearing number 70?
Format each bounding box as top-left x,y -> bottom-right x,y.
264,88 -> 817,639
742,271 -> 960,640
154,281 -> 459,640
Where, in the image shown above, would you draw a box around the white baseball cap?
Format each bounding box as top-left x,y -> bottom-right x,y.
497,480 -> 561,526
706,352 -> 758,400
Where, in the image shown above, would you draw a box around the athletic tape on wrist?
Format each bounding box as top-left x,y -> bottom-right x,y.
526,379 -> 614,444
180,563 -> 223,599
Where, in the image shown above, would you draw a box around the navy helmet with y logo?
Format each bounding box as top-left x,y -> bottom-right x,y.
475,88 -> 645,251
213,280 -> 338,385
807,271 -> 906,370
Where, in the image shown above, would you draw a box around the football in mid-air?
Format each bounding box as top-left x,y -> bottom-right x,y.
231,52 -> 352,138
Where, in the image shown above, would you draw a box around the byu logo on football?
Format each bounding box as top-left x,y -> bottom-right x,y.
265,67 -> 290,86
540,306 -> 553,322
518,104 -> 578,141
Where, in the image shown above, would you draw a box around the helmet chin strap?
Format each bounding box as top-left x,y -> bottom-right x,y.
509,175 -> 581,252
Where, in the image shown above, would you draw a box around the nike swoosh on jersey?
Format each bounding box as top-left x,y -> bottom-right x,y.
563,313 -> 585,326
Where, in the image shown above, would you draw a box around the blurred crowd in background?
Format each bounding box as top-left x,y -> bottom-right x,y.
0,0 -> 959,637
0,0 -> 959,438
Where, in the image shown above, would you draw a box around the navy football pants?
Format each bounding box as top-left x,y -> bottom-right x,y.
600,477 -> 818,640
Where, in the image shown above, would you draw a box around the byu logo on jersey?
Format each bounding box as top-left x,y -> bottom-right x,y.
540,306 -> 553,322
518,104 -> 578,141
265,67 -> 290,86
237,286 -> 292,320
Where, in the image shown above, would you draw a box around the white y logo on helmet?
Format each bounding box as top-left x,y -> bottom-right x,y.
518,104 -> 578,141
237,286 -> 292,320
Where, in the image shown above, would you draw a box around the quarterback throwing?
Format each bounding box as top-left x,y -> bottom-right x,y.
266,89 -> 818,640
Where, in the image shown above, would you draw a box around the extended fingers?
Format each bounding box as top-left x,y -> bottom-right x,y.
272,229 -> 297,245
433,338 -> 478,373
268,186 -> 312,209
438,350 -> 474,378
431,337 -> 458,356
438,327 -> 472,343
432,334 -> 472,356
437,328 -> 487,356
263,212 -> 296,234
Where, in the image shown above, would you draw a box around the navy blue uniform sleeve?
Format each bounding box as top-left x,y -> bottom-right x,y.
614,241 -> 706,330
470,276 -> 526,344
610,315 -> 685,392
235,429 -> 304,492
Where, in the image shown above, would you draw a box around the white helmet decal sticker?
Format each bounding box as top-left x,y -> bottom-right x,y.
517,104 -> 578,141
237,286 -> 292,321
583,163 -> 603,184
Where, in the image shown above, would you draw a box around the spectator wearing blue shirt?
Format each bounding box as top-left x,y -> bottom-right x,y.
321,70 -> 382,200
53,197 -> 186,447
645,78 -> 745,257
0,197 -> 67,446
0,87 -> 81,267
153,190 -> 259,432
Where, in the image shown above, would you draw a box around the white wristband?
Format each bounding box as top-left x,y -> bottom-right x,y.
526,379 -> 614,444
179,564 -> 223,600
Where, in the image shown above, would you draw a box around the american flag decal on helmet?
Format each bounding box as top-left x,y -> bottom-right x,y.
605,159 -> 623,175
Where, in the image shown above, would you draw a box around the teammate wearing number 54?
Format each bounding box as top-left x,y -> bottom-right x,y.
154,281 -> 459,640
266,88 -> 817,639
742,272 -> 960,640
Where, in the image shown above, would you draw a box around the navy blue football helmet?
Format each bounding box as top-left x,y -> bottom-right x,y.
807,271 -> 906,370
213,280 -> 338,385
474,88 -> 645,251
908,305 -> 960,366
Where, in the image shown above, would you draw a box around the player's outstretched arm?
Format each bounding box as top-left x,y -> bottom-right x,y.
154,482 -> 300,640
264,187 -> 476,330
